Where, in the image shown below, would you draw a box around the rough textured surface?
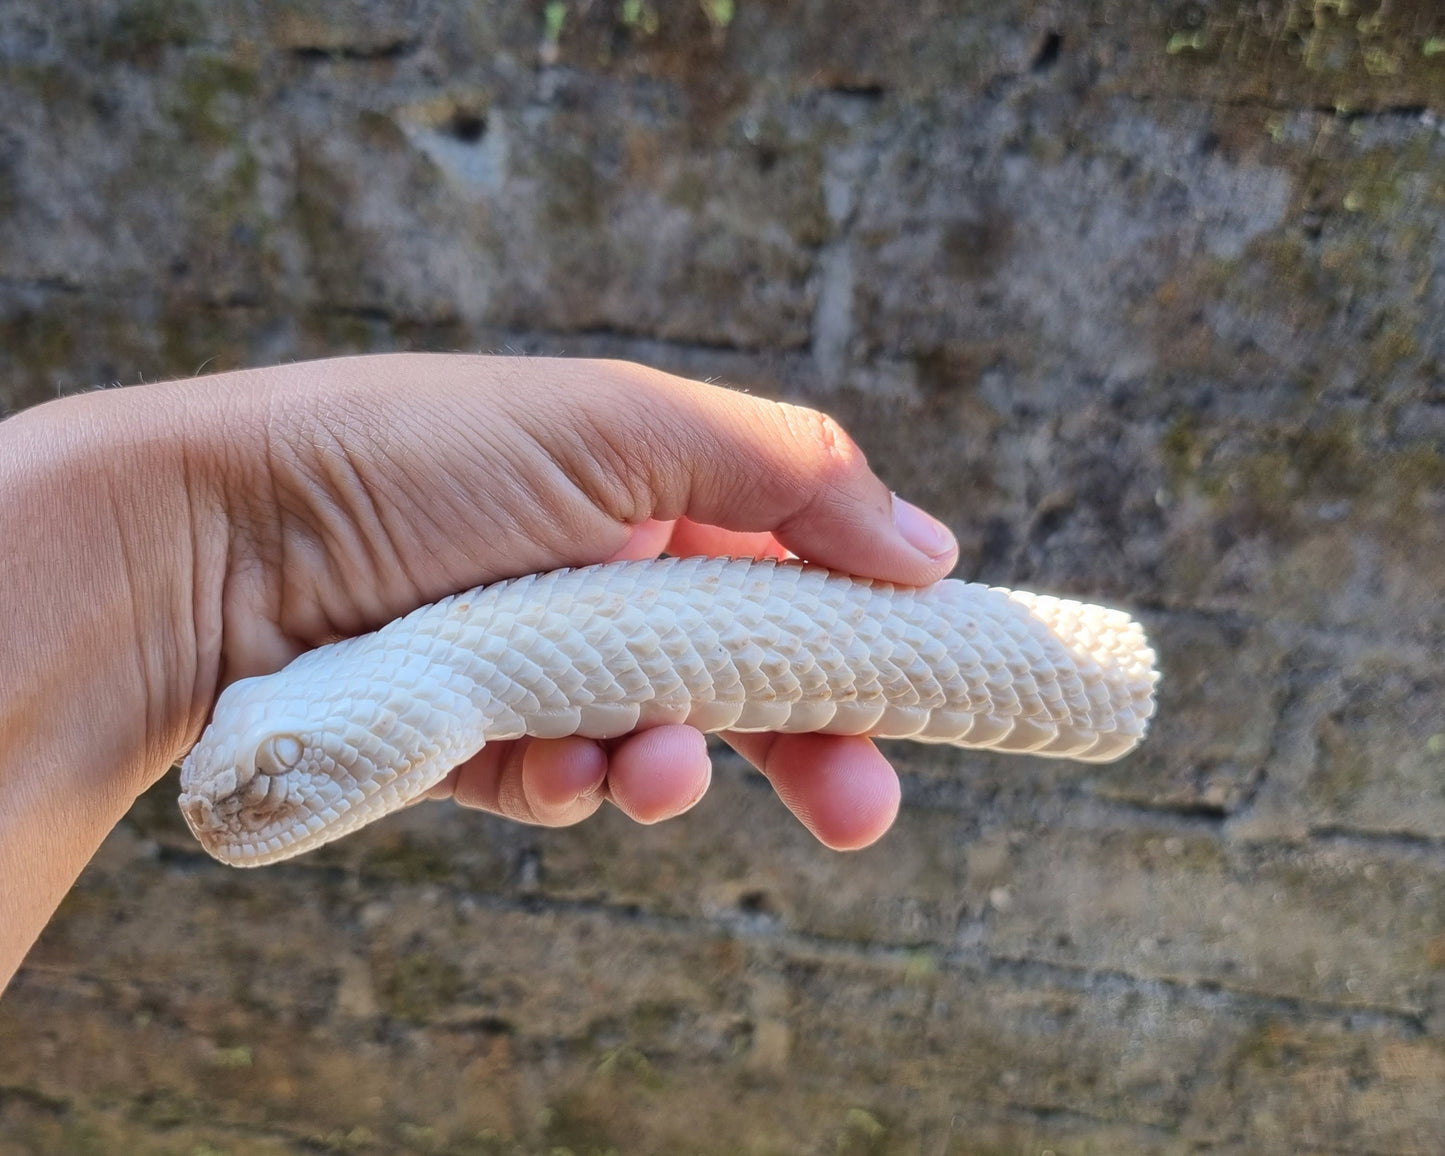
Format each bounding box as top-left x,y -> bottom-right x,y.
180,558 -> 1157,865
2,1 -> 1444,1153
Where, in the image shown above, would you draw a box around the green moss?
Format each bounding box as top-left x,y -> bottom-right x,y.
1230,1020 -> 1317,1077
835,1106 -> 893,1156
362,836 -> 458,885
435,1130 -> 523,1156
292,151 -> 367,300
1155,409 -> 1445,593
108,0 -> 207,58
666,169 -> 709,213
594,1044 -> 661,1090
1251,236 -> 1332,318
322,1124 -> 378,1153
535,143 -> 604,231
357,108 -> 409,151
0,309 -> 76,385
1167,31 -> 1209,55
622,1000 -> 686,1043
382,952 -> 464,1022
1391,444 -> 1445,491
700,0 -> 735,30
208,1045 -> 253,1070
299,308 -> 389,356
538,1092 -> 622,1156
1159,0 -> 1445,112
544,2 -> 568,43
59,1121 -> 112,1156
1364,305 -> 1423,376
1322,137 -> 1434,220
152,307 -> 234,382
903,948 -> 939,984
167,55 -> 260,149
620,0 -> 659,35
1161,412 -> 1205,488
128,1088 -> 207,1129
3,63 -> 75,114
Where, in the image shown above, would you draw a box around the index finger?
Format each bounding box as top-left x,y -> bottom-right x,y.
508,360 -> 959,586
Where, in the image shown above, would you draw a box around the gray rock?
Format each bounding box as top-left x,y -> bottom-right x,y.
3,2 -> 1444,1152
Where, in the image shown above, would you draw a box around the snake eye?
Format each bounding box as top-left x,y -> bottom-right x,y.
256,734 -> 304,775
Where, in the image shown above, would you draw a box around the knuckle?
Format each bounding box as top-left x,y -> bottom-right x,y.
776,403 -> 866,485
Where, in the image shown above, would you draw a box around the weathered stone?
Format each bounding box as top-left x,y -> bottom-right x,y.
1084,611 -> 1289,812
1238,639 -> 1445,843
7,846 -> 1438,1154
1306,652 -> 1445,837
966,816 -> 1445,1013
1190,1021 -> 1445,1156
4,0 -> 1445,1151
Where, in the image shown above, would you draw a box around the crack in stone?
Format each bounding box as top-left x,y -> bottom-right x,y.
124,843 -> 1434,1035
1108,88 -> 1439,123
967,950 -> 1428,1034
287,38 -> 421,64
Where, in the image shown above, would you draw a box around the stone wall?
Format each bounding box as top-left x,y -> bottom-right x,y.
2,2 -> 1444,1153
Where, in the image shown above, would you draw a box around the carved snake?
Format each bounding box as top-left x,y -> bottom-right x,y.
179,557 -> 1159,865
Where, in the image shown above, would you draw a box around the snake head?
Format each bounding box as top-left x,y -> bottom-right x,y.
178,661 -> 459,867
177,676 -> 338,866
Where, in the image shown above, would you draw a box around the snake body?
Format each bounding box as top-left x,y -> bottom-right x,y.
179,557 -> 1159,866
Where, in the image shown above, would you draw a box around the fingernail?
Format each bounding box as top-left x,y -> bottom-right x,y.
892,496 -> 957,562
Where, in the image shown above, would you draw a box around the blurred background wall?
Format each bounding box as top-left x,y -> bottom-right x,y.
2,2 -> 1444,1153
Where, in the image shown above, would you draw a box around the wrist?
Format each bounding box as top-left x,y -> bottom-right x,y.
0,386 -> 232,989
0,388 -> 216,801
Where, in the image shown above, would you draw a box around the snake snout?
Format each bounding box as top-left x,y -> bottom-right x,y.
180,792 -> 221,834
178,747 -> 303,846
177,760 -> 248,832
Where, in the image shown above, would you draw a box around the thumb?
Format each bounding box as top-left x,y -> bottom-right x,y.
508,359 -> 958,586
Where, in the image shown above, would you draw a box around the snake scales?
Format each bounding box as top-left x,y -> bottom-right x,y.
179,557 -> 1159,866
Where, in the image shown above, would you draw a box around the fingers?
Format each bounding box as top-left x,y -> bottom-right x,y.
449,736 -> 608,826
447,725 -> 711,828
443,725 -> 898,850
520,737 -> 611,819
724,732 -> 901,850
605,725 -> 711,824
546,361 -> 959,586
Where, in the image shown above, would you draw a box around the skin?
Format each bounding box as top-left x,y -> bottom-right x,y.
0,354 -> 958,993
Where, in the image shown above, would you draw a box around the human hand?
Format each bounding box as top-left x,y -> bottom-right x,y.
0,354 -> 957,983
198,355 -> 958,849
